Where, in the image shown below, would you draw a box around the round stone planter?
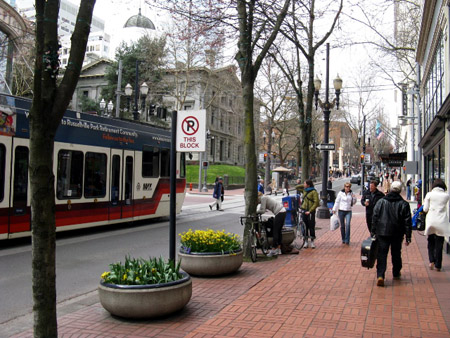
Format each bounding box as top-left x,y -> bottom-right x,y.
98,271 -> 192,319
268,227 -> 295,246
179,249 -> 243,276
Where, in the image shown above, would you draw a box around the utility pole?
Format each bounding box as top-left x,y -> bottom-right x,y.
361,114 -> 366,192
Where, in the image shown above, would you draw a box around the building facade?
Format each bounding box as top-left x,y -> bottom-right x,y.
162,65 -> 256,166
416,0 -> 450,253
69,58 -> 112,112
0,0 -> 27,94
15,0 -> 110,67
416,0 -> 449,195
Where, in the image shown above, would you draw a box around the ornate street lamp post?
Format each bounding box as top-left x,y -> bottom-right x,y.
99,98 -> 106,116
107,100 -> 114,117
314,43 -> 343,219
124,81 -> 149,121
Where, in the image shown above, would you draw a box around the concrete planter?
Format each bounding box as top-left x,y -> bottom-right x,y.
268,227 -> 295,246
179,249 -> 243,276
98,271 -> 192,319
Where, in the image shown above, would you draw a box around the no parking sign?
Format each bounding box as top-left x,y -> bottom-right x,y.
176,110 -> 206,152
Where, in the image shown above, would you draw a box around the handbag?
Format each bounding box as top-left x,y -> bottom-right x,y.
330,214 -> 339,231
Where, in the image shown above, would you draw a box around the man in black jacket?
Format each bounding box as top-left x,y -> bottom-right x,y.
372,181 -> 412,287
361,180 -> 385,233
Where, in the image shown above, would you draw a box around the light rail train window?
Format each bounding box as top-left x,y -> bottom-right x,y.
84,152 -> 107,198
142,146 -> 159,177
13,146 -> 29,211
180,153 -> 186,178
57,150 -> 83,199
0,144 -> 5,202
111,155 -> 120,205
160,149 -> 170,177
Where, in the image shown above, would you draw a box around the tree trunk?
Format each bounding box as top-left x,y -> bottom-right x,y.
242,74 -> 257,258
30,121 -> 57,337
30,1 -> 96,336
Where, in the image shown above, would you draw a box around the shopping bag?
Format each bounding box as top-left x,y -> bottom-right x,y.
330,214 -> 340,231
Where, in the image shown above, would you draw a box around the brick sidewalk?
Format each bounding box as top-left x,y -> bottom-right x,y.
11,204 -> 450,337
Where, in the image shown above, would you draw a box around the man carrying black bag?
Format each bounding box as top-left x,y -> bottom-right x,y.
371,181 -> 412,287
361,180 -> 384,233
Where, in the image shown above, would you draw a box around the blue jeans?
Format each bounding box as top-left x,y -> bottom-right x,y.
406,186 -> 411,200
338,210 -> 352,244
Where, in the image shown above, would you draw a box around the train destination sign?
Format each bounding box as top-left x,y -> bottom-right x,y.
316,143 -> 336,151
176,110 -> 206,152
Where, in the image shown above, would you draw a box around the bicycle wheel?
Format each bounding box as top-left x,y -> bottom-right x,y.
293,221 -> 306,250
258,228 -> 270,255
249,230 -> 257,262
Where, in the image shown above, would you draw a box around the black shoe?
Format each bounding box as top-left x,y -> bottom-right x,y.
393,273 -> 401,280
209,205 -> 212,211
377,277 -> 384,287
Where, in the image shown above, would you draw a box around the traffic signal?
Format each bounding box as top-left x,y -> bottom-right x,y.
149,104 -> 156,115
360,154 -> 365,163
264,153 -> 267,162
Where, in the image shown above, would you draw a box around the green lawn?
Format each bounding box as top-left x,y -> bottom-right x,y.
186,164 -> 246,184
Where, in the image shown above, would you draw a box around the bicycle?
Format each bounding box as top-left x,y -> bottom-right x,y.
292,208 -> 306,250
240,214 -> 270,262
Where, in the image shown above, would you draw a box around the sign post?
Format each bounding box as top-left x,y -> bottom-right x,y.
169,111 -> 177,262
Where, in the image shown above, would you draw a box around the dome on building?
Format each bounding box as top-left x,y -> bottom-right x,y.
124,8 -> 155,30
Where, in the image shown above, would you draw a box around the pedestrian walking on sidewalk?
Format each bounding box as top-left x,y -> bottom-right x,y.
282,178 -> 289,196
333,182 -> 357,245
361,180 -> 384,233
258,179 -> 265,194
372,181 -> 412,287
423,179 -> 450,272
257,192 -> 286,257
416,179 -> 423,208
406,178 -> 412,200
209,177 -> 224,211
296,179 -> 319,248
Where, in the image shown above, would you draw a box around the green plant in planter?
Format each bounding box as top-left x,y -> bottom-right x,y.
179,229 -> 241,253
100,256 -> 182,285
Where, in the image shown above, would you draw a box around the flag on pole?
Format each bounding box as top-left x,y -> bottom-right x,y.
375,120 -> 384,140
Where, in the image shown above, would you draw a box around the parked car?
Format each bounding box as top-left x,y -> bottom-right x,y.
350,174 -> 361,185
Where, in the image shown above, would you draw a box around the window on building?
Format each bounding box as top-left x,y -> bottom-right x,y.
210,138 -> 215,157
424,33 -> 445,130
220,140 -> 224,161
83,91 -> 88,97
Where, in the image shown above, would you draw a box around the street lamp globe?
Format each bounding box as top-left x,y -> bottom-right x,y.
333,74 -> 343,90
124,83 -> 133,96
107,100 -> 114,115
314,76 -> 322,91
140,82 -> 149,96
99,98 -> 106,116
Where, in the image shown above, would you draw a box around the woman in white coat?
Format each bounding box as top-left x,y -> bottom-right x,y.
332,182 -> 357,245
423,178 -> 450,271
